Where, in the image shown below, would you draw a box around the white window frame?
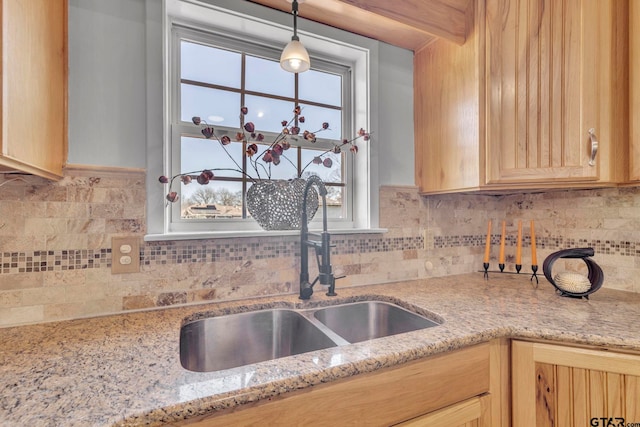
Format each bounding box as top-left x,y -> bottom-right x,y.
146,0 -> 382,240
170,27 -> 353,232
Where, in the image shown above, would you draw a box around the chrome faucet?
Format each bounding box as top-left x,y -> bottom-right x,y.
299,175 -> 339,300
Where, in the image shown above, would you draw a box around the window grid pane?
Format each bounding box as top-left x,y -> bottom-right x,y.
178,38 -> 347,221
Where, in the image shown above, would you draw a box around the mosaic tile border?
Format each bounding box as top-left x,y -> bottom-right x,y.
0,236 -> 425,275
142,236 -> 425,266
1,250 -> 110,274
433,235 -> 640,257
2,233 -> 637,275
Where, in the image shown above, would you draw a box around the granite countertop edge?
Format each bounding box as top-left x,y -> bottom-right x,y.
1,273 -> 639,427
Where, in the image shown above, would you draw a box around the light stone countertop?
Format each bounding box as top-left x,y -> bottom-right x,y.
1,273 -> 639,426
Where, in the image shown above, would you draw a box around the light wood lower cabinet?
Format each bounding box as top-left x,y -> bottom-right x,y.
179,341 -> 509,426
512,340 -> 640,427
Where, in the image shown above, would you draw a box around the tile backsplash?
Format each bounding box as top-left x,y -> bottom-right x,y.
1,167 -> 639,327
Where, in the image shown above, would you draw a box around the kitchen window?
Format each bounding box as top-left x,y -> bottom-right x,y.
147,0 -> 379,239
170,29 -> 353,232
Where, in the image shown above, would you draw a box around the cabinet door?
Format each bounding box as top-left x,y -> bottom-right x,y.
512,341 -> 640,427
485,0 -> 624,185
1,0 -> 67,179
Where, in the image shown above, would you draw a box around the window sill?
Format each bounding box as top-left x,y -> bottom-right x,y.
144,227 -> 388,242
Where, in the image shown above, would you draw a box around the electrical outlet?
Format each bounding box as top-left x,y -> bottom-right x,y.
111,236 -> 140,274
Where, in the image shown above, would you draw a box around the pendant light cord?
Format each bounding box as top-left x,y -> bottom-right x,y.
291,0 -> 300,41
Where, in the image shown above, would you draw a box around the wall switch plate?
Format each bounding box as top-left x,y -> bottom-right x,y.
111,236 -> 140,274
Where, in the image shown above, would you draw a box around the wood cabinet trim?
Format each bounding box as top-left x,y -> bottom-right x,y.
531,342 -> 640,377
247,0 -> 471,50
631,0 -> 640,181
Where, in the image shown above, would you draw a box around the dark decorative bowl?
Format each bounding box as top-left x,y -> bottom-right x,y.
542,247 -> 604,299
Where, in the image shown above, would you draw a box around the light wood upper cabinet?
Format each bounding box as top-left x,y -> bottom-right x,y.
0,0 -> 67,180
631,0 -> 640,181
414,0 -> 484,194
512,341 -> 640,427
485,0 -> 627,186
415,0 -> 629,194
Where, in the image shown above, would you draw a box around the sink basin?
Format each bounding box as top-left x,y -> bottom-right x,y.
180,309 -> 337,372
180,300 -> 441,372
313,301 -> 439,343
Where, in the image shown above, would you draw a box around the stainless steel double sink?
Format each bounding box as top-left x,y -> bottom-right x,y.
180,301 -> 441,373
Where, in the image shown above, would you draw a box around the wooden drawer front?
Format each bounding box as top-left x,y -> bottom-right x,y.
394,395 -> 491,427
184,343 -> 490,426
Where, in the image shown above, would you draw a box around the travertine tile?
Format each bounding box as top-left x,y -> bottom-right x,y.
2,169 -> 640,327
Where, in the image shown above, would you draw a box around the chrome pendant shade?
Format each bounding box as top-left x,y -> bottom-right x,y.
280,0 -> 310,73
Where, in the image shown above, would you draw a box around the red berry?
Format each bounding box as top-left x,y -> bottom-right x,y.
166,192 -> 179,203
201,127 -> 214,138
241,106 -> 248,115
244,122 -> 255,133
197,170 -> 213,185
221,135 -> 231,145
305,132 -> 316,143
181,175 -> 192,184
323,158 -> 333,168
192,116 -> 201,125
246,143 -> 258,156
158,175 -> 169,184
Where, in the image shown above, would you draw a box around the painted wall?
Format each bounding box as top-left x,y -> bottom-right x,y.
67,0 -> 415,186
67,0 -> 147,168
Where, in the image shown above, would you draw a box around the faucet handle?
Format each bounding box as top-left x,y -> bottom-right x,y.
300,283 -> 314,300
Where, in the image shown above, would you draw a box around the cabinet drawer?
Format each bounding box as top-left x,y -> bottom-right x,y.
183,342 -> 490,426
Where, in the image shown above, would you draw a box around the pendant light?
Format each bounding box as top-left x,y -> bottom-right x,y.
280,0 -> 310,73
